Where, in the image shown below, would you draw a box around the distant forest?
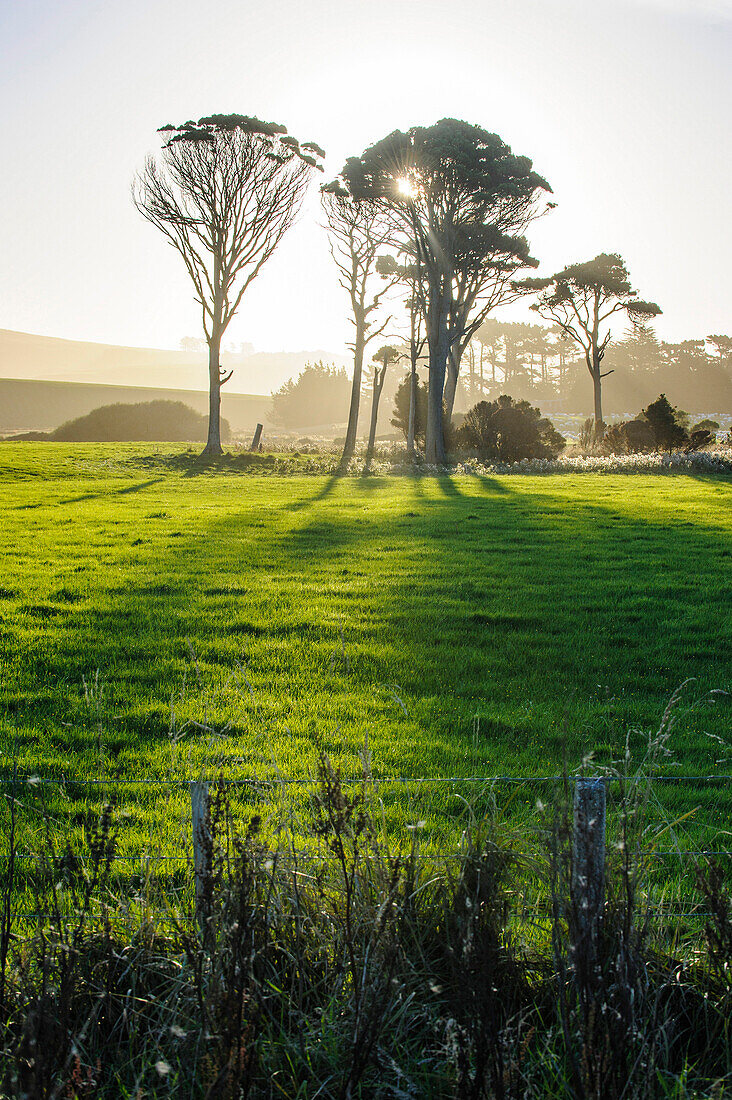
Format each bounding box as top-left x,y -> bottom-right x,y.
452,324 -> 731,415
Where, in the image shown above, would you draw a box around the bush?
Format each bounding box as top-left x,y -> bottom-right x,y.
50,400 -> 227,443
602,418 -> 655,455
457,395 -> 565,462
642,393 -> 689,451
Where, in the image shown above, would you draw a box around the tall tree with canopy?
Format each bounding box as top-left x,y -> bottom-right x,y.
518,254 -> 660,430
339,120 -> 551,463
321,184 -> 396,470
134,114 -> 324,455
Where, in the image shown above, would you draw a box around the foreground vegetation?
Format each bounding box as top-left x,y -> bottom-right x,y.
1,443 -> 731,1095
2,760 -> 732,1099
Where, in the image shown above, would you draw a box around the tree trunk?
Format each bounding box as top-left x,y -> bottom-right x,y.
202,330 -> 223,456
443,343 -> 460,426
407,359 -> 417,458
592,366 -> 604,430
340,323 -> 365,471
590,296 -> 605,435
424,290 -> 449,466
365,365 -> 385,470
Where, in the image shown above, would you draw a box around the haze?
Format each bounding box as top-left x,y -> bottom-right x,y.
1,0 -> 730,390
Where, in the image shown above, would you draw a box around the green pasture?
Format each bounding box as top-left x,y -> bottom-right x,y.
0,444 -> 730,872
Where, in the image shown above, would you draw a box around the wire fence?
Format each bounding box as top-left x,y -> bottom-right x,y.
1,771 -> 730,863
2,770 -> 730,924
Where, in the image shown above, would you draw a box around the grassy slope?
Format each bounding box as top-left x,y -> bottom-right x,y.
1,444 -> 730,855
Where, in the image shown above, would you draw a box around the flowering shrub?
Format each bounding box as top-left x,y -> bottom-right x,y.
200,440 -> 732,477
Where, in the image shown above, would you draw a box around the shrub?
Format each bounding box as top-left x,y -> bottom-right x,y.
50,400 -> 227,443
642,393 -> 689,451
602,418 -> 655,455
457,395 -> 565,462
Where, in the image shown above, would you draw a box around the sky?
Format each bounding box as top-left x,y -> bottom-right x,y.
0,0 -> 730,371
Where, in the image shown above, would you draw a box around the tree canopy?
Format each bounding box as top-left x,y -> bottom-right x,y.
337,119 -> 551,463
519,253 -> 660,427
134,114 -> 323,454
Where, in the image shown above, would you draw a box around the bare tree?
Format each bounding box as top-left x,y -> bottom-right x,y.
321,186 -> 398,471
376,254 -> 427,458
364,345 -> 400,471
134,115 -> 324,455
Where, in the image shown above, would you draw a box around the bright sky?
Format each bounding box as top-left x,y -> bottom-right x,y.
0,0 -> 730,363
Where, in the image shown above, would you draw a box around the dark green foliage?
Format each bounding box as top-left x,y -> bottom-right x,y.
686,428 -> 716,452
391,373 -> 427,446
50,400 -> 229,443
642,393 -> 689,451
602,419 -> 655,455
458,395 -> 565,462
693,418 -> 720,432
270,361 -> 351,428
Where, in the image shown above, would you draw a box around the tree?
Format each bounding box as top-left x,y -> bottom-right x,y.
458,395 -> 565,463
519,254 -> 660,431
364,345 -> 400,470
270,362 -> 351,429
375,254 -> 427,458
321,186 -> 397,470
391,371 -> 427,449
340,120 -> 551,464
707,334 -> 732,363
134,114 -> 324,455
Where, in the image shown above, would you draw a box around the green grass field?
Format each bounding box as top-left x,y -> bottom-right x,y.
1,444 -> 731,863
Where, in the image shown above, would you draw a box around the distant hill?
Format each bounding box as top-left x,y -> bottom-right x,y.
0,378 -> 272,436
0,328 -> 349,396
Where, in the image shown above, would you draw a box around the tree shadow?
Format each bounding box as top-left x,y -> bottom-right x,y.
284,475 -> 341,512
57,479 -> 166,505
3,471 -> 730,847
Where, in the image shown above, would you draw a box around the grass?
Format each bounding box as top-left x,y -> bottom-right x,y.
0,443 -> 730,865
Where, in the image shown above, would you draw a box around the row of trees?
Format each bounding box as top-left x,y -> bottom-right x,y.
135,113 -> 665,459
406,323 -> 732,414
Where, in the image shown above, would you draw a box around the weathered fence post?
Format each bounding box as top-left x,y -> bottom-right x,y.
191,781 -> 211,932
250,423 -> 263,451
571,777 -> 606,958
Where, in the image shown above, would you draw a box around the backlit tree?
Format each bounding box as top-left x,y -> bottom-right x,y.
134,115 -> 324,455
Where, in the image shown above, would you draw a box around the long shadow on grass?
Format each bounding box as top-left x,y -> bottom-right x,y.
3,472 -> 731,867
58,478 -> 166,505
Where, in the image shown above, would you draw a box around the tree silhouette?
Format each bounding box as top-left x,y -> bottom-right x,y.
364,345 -> 400,470
375,254 -> 427,458
519,254 -> 660,431
134,115 -> 323,455
321,185 -> 396,470
340,120 -> 551,464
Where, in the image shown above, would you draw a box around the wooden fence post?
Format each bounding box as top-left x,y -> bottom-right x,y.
191,781 -> 211,932
571,777 -> 606,953
250,423 -> 263,451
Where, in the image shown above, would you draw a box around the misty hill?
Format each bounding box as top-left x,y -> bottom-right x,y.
0,328 -> 348,395
0,378 -> 271,436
